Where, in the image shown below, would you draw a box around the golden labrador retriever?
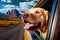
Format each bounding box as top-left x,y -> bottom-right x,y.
22,8 -> 50,40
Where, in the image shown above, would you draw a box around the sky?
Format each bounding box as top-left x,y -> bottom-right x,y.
0,0 -> 39,14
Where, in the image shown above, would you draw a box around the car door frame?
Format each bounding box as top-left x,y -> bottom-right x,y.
46,0 -> 59,40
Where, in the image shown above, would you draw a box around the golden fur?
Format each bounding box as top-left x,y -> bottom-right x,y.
22,8 -> 50,39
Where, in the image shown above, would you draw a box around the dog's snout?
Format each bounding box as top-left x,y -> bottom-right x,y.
22,13 -> 29,18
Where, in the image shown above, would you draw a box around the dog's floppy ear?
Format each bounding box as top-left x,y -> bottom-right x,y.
38,8 -> 50,33
39,8 -> 50,25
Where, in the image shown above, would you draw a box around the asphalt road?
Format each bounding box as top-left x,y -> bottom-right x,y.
0,24 -> 25,40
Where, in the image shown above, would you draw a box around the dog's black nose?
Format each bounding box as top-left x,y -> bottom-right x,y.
21,13 -> 29,23
22,13 -> 29,18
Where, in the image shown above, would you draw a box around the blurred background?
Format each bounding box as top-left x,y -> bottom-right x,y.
0,0 -> 39,26
0,0 -> 39,14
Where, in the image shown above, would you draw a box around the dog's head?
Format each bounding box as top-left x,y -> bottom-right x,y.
22,8 -> 49,31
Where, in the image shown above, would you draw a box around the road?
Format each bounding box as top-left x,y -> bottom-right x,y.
0,24 -> 25,40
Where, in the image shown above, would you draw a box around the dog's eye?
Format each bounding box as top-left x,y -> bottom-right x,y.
35,11 -> 40,14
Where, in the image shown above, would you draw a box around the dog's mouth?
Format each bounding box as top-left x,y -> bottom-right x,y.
24,21 -> 41,31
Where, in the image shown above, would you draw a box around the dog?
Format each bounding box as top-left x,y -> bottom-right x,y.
21,8 -> 50,40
